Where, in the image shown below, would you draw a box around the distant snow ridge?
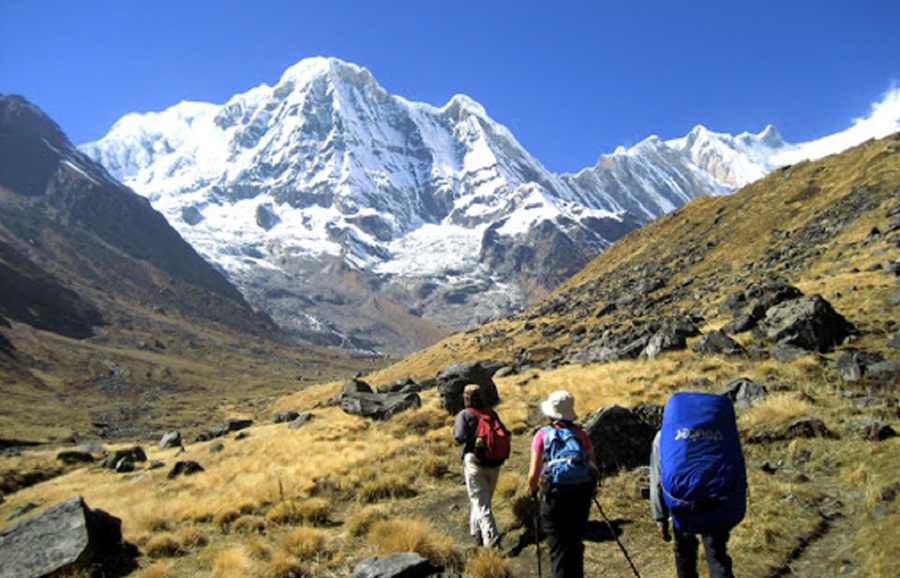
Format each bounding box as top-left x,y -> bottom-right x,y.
81,56 -> 789,356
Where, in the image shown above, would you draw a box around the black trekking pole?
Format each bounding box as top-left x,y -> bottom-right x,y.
593,496 -> 641,578
532,494 -> 543,578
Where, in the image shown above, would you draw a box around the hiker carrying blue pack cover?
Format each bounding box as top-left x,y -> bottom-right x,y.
527,391 -> 598,578
650,392 -> 746,578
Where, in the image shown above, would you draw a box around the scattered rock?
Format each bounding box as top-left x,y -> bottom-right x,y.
718,377 -> 768,409
339,392 -> 421,421
56,451 -> 95,465
168,460 -> 204,479
288,413 -> 315,429
273,411 -> 300,423
0,496 -> 138,578
435,361 -> 501,415
158,430 -> 182,449
350,552 -> 442,578
582,405 -> 658,477
693,330 -> 745,355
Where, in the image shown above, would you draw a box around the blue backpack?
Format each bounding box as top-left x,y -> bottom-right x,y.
541,425 -> 597,492
660,392 -> 747,534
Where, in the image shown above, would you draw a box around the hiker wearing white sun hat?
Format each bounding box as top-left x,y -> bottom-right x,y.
527,390 -> 598,578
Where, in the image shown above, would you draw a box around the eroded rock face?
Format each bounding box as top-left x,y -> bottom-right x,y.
0,496 -> 138,578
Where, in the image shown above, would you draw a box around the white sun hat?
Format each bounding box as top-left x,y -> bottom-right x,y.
541,390 -> 577,421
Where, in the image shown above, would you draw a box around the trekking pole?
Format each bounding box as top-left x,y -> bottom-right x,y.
532,494 -> 543,578
592,496 -> 642,578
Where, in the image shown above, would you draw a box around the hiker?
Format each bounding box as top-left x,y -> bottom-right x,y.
453,383 -> 509,548
650,392 -> 746,578
527,390 -> 598,578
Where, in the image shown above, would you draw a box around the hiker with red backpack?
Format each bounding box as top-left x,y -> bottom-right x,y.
527,390 -> 599,578
453,383 -> 510,549
650,392 -> 746,578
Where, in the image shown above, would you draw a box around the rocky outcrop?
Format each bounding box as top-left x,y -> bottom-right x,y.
435,361 -> 502,415
350,552 -> 451,578
0,496 -> 138,578
582,404 -> 659,477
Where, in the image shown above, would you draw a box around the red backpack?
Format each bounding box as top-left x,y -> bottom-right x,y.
468,408 -> 511,467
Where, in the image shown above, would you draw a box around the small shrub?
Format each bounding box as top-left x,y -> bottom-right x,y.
175,526 -> 209,549
144,534 -> 184,559
421,455 -> 451,479
496,471 -> 523,500
347,505 -> 390,537
357,473 -> 417,503
213,509 -> 241,533
466,548 -> 512,578
294,497 -> 330,525
232,514 -> 266,535
266,501 -> 301,526
246,538 -> 273,562
281,526 -> 330,561
269,551 -> 306,578
367,518 -> 462,571
211,548 -> 256,578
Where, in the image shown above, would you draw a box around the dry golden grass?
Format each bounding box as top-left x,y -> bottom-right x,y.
367,518 -> 463,571
466,548 -> 513,578
144,534 -> 185,559
280,526 -> 331,561
1,135 -> 898,577
346,504 -> 391,537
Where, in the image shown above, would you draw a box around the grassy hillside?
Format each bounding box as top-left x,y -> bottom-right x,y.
1,134 -> 898,578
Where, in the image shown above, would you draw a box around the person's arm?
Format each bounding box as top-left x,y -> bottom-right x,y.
453,410 -> 472,445
649,431 -> 671,541
527,430 -> 544,496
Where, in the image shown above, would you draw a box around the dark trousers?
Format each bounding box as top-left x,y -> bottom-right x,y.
540,485 -> 593,578
673,529 -> 734,578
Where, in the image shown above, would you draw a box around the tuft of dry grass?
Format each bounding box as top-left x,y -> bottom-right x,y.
367,518 -> 463,571
465,548 -> 513,578
231,515 -> 266,535
357,473 -> 417,503
143,534 -> 185,559
210,547 -> 258,578
738,392 -> 817,436
280,526 -> 330,561
268,551 -> 306,578
347,504 -> 391,537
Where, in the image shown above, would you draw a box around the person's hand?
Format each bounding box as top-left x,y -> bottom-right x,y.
657,524 -> 671,542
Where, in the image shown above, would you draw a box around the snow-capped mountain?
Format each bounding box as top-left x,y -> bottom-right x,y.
80,57 -> 795,356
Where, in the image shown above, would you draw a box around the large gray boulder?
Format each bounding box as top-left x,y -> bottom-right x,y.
350,552 -> 441,578
758,294 -> 853,353
582,405 -> 658,477
339,392 -> 422,421
436,362 -> 501,415
0,496 -> 138,578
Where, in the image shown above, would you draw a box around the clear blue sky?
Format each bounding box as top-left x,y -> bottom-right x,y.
2,0 -> 898,173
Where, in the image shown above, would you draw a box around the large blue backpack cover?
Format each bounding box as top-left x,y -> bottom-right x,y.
660,392 -> 746,533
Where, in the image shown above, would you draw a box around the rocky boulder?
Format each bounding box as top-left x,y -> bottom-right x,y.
436,362 -> 501,415
582,404 -> 658,477
339,392 -> 422,421
350,552 -> 447,578
757,294 -> 853,353
0,496 -> 138,578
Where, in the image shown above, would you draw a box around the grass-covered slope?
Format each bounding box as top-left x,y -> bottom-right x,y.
1,134 -> 898,577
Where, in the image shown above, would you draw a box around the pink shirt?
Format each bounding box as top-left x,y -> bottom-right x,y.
532,425 -> 595,459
